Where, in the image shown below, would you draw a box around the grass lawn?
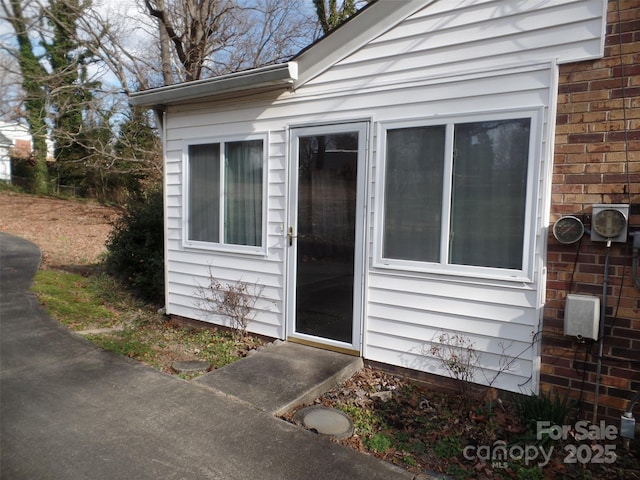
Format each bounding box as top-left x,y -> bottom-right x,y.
32,269 -> 262,377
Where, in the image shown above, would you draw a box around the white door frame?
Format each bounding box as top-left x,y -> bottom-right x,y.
285,121 -> 369,354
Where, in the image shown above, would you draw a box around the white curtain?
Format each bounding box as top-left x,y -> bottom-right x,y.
383,126 -> 445,262
449,119 -> 530,269
189,144 -> 220,242
224,140 -> 263,246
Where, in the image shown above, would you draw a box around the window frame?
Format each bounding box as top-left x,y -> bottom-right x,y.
374,108 -> 542,282
182,133 -> 268,255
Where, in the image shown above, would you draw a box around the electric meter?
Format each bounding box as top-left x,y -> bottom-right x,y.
553,216 -> 584,244
591,204 -> 629,243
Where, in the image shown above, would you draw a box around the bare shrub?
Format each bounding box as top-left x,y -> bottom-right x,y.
429,331 -> 519,411
195,267 -> 264,343
430,331 -> 479,398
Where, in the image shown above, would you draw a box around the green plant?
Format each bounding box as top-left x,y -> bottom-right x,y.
505,461 -> 546,480
365,432 -> 394,453
88,329 -> 153,361
338,403 -> 385,439
195,266 -> 264,342
445,463 -> 472,480
0,181 -> 24,193
32,270 -> 117,330
433,435 -> 463,459
403,455 -> 418,467
33,266 -> 259,375
515,389 -> 575,439
104,188 -> 164,304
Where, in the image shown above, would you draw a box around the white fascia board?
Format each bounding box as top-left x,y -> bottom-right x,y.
293,0 -> 435,87
129,62 -> 298,108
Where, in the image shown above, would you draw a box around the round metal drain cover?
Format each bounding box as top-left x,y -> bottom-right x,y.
293,406 -> 354,440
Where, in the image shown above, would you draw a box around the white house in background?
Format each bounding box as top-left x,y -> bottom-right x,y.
0,121 -> 33,183
130,0 -> 607,395
0,132 -> 11,182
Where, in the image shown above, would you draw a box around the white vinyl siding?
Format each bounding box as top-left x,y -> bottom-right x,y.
159,0 -> 605,393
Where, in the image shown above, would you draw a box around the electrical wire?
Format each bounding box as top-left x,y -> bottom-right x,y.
615,0 -> 633,208
573,343 -> 591,422
604,240 -> 632,339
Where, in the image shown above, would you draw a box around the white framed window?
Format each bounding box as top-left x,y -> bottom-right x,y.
184,134 -> 267,254
376,109 -> 541,281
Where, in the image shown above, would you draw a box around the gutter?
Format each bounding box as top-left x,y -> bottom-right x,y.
129,62 -> 298,108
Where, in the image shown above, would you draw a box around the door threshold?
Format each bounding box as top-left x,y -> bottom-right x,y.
287,337 -> 360,357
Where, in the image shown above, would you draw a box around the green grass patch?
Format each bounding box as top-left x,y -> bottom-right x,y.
32,270 -> 118,330
433,435 -> 463,459
87,329 -> 154,362
365,432 -> 394,453
32,268 -> 262,374
338,403 -> 386,438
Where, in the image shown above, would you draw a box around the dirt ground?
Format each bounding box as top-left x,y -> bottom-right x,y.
0,191 -> 120,268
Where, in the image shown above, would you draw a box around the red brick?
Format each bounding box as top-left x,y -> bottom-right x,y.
585,141 -> 626,153
570,68 -> 613,82
545,1 -> 638,420
559,82 -> 589,94
565,153 -> 605,163
606,32 -> 635,46
591,78 -> 629,91
586,184 -> 628,194
557,102 -> 590,114
585,162 -> 626,173
609,108 -> 640,120
611,86 -> 640,98
555,143 -> 586,154
617,18 -> 640,33
571,90 -> 611,102
589,99 -> 625,111
589,120 -> 626,132
607,129 -> 640,141
570,112 -> 609,123
556,123 -> 588,135
567,133 -> 605,144
603,173 -> 640,183
565,173 -> 602,183
613,63 -> 640,77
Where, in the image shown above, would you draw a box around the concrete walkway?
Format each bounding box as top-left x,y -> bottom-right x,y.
0,232 -> 420,480
196,341 -> 362,416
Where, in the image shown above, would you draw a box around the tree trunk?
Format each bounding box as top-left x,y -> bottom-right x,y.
7,0 -> 49,194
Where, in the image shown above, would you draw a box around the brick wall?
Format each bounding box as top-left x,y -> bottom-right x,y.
543,0 -> 640,426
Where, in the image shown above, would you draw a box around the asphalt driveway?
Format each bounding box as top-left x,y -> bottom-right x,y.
0,232 -> 417,480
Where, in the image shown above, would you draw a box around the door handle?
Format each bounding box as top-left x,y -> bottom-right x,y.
287,226 -> 296,246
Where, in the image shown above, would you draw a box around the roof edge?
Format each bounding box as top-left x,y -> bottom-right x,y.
294,0 -> 436,87
130,62 -> 298,108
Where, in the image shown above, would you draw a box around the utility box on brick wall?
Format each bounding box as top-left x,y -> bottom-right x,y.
564,294 -> 600,341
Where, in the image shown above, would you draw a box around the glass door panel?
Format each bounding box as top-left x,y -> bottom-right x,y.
294,132 -> 359,343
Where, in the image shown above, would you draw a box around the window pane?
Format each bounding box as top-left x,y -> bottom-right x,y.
450,119 -> 530,269
224,140 -> 263,246
383,126 -> 445,262
189,144 -> 220,242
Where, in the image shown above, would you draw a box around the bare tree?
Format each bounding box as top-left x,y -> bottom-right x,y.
232,0 -> 316,70
1,0 -> 163,198
143,0 -> 315,85
144,0 -> 239,83
0,0 -> 323,198
313,0 -> 371,35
